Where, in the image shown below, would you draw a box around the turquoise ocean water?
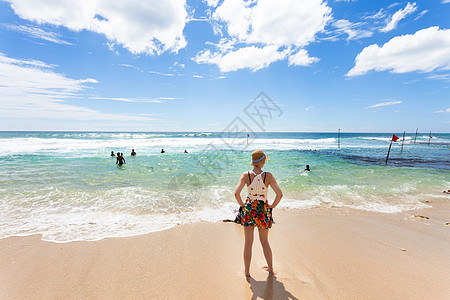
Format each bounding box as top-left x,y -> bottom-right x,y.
1,131 -> 449,242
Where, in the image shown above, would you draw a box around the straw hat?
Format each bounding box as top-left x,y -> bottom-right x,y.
250,149 -> 269,166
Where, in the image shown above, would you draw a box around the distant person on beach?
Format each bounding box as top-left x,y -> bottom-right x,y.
131,149 -> 136,156
304,165 -> 311,171
444,190 -> 450,194
184,150 -> 188,154
234,149 -> 283,277
161,149 -> 165,153
110,151 -> 115,157
116,153 -> 126,166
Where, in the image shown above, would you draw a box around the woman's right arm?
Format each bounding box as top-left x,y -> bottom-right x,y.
268,173 -> 283,208
234,173 -> 247,207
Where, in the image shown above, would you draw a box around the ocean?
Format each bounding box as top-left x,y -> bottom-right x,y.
0,131 -> 449,242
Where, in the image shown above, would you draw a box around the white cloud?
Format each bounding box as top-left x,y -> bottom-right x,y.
347,27 -> 450,77
305,106 -> 314,111
4,0 -> 188,55
442,0 -> 450,3
0,53 -> 152,122
427,74 -> 450,81
212,0 -> 331,46
173,61 -> 185,68
332,19 -> 373,40
387,3 -> 401,9
194,45 -> 287,72
115,63 -> 144,72
204,0 -> 220,7
288,49 -> 319,66
212,0 -> 252,41
5,24 -> 72,45
247,0 -> 331,47
380,2 -> 417,33
365,8 -> 387,20
195,0 -> 330,71
368,100 -> 402,108
88,96 -> 174,103
434,108 -> 450,113
149,70 -> 175,77
415,10 -> 428,20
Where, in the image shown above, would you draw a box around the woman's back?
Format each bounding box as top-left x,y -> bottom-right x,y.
247,170 -> 268,200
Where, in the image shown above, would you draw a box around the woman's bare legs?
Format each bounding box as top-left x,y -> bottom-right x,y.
258,227 -> 274,275
243,226 -> 254,277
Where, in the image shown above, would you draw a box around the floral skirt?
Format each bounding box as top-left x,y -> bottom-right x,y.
241,198 -> 273,229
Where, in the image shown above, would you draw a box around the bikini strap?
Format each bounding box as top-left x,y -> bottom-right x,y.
248,171 -> 252,184
263,172 -> 267,184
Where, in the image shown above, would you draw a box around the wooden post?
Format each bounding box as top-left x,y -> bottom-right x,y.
414,128 -> 418,144
386,140 -> 393,165
338,129 -> 340,149
401,131 -> 405,153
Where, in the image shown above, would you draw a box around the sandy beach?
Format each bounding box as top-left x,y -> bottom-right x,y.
1,199 -> 449,299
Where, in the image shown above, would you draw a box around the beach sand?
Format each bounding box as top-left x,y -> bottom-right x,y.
1,199 -> 449,299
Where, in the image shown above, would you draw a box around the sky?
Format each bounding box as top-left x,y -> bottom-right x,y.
0,0 -> 449,132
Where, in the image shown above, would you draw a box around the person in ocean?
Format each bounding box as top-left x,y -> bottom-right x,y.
116,153 -> 126,166
184,150 -> 188,154
161,149 -> 165,153
304,164 -> 311,171
131,149 -> 136,156
234,149 -> 283,277
110,151 -> 115,157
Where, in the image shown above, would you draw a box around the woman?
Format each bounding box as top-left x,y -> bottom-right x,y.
234,149 -> 283,277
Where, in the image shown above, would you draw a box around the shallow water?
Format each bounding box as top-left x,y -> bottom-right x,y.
0,131 -> 449,242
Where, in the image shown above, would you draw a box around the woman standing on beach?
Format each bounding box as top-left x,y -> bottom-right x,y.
234,150 -> 283,277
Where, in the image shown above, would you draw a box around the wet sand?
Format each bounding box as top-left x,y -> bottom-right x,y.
1,199 -> 449,299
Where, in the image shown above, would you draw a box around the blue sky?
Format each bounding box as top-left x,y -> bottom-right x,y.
0,0 -> 449,132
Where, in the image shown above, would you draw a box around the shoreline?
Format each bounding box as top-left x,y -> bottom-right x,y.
1,200 -> 449,299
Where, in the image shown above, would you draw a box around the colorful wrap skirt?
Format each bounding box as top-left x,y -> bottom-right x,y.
241,197 -> 273,229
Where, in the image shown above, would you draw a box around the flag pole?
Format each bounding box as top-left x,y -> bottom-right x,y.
401,131 -> 405,153
414,128 -> 418,144
338,129 -> 340,149
386,134 -> 398,165
386,140 -> 393,165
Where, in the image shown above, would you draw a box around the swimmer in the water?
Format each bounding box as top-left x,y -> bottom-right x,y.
111,151 -> 115,157
116,153 -> 126,166
131,149 -> 136,156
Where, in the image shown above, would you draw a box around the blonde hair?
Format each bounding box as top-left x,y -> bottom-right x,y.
250,149 -> 269,166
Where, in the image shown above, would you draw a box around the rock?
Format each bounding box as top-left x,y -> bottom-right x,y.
411,215 -> 429,219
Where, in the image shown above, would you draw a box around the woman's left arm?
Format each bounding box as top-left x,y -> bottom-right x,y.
234,173 -> 246,207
